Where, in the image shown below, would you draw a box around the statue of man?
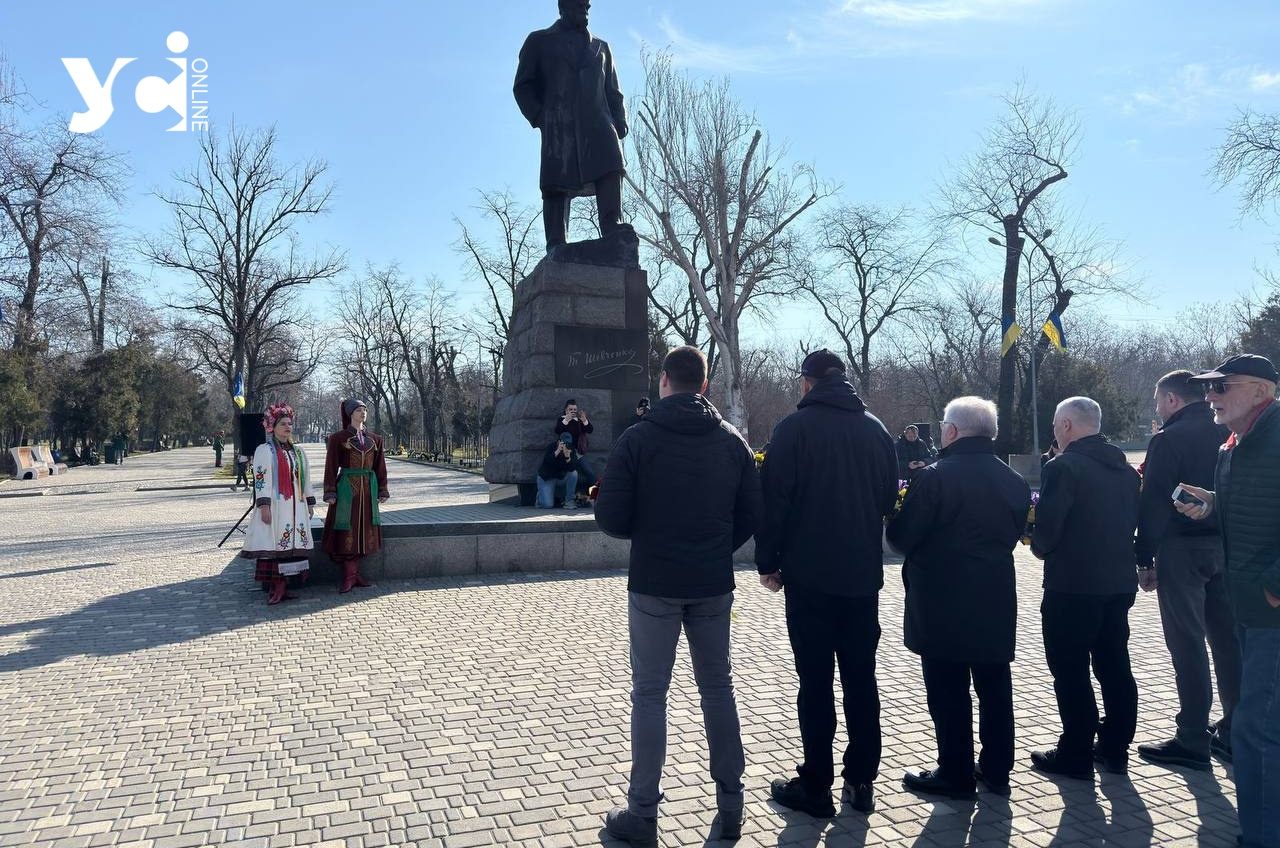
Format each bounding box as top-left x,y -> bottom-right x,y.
513,0 -> 628,252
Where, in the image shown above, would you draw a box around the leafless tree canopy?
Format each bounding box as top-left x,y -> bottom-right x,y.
454,188 -> 540,385
142,124 -> 343,417
626,51 -> 828,438
806,204 -> 950,393
0,123 -> 125,353
1214,109 -> 1280,220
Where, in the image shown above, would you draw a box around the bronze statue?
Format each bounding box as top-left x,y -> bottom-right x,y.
514,0 -> 628,252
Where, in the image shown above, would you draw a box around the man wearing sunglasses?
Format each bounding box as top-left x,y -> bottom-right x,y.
1177,354 -> 1280,848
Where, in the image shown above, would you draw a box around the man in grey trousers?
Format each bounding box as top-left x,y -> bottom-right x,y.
1135,370 -> 1241,769
594,345 -> 762,846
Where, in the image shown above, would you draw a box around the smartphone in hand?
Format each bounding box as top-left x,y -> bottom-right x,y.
1172,485 -> 1205,508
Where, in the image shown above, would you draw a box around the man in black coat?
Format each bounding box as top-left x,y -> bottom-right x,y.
513,0 -> 628,250
887,397 -> 1031,798
1135,370 -> 1240,771
756,349 -> 898,817
1031,396 -> 1141,780
896,425 -> 936,480
595,345 -> 761,846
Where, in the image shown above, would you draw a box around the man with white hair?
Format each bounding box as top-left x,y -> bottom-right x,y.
1177,354 -> 1280,848
1030,396 -> 1141,780
887,397 -> 1031,798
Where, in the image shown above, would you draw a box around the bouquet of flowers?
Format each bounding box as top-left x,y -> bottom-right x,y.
892,479 -> 910,517
1020,492 -> 1040,546
753,450 -> 766,468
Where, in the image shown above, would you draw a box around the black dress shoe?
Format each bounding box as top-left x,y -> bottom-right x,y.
1092,747 -> 1130,775
843,781 -> 875,813
902,768 -> 977,799
1210,727 -> 1233,763
604,806 -> 658,848
770,777 -> 836,818
1030,748 -> 1093,781
974,764 -> 1011,797
717,808 -> 744,841
1137,738 -> 1211,771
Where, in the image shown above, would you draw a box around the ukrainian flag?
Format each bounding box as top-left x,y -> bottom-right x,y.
232,371 -> 246,410
1001,315 -> 1022,357
1041,312 -> 1066,351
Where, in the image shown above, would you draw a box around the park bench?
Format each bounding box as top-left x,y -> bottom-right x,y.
8,446 -> 49,480
33,445 -> 68,475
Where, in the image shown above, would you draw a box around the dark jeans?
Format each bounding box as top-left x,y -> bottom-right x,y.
921,657 -> 1014,783
1155,535 -> 1241,753
784,587 -> 881,788
1041,591 -> 1138,764
627,592 -> 744,818
1233,625 -> 1280,848
234,462 -> 249,487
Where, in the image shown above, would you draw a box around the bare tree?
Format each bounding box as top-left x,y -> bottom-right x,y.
1214,109 -> 1280,219
806,204 -> 949,393
454,188 -> 540,388
626,52 -> 827,439
941,83 -> 1078,455
142,124 -> 343,419
0,123 -> 124,353
332,275 -> 408,444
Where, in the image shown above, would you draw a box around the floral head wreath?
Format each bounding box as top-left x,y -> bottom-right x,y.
263,402 -> 296,432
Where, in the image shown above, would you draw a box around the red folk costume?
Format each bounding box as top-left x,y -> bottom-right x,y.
322,398 -> 389,593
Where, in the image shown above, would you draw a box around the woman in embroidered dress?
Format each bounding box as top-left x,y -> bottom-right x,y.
322,398 -> 390,593
240,403 -> 316,605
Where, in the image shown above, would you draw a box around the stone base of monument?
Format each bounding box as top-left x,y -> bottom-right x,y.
484,238 -> 650,498
304,506 -> 756,581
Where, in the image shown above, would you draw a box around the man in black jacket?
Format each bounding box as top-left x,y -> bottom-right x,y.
896,425 -> 936,480
1031,396 -> 1141,780
756,349 -> 898,817
595,345 -> 761,846
1135,370 -> 1240,771
887,397 -> 1030,799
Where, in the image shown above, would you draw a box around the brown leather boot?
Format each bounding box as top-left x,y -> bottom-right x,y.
339,560 -> 356,594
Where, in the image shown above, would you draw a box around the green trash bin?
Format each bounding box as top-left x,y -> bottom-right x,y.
104,444 -> 117,464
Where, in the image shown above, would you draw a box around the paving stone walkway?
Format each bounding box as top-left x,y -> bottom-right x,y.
0,448 -> 1241,846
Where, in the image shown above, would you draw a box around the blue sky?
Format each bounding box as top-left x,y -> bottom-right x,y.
3,0 -> 1278,343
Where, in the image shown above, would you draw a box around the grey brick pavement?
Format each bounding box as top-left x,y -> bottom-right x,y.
0,448 -> 1241,846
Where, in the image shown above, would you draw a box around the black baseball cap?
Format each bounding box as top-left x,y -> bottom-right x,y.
1188,354 -> 1279,384
799,348 -> 846,379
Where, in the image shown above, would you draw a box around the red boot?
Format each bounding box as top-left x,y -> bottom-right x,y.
340,560 -> 357,594
351,557 -> 372,588
267,575 -> 288,605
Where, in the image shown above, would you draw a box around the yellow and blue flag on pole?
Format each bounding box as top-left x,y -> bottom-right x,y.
1000,315 -> 1022,357
1040,312 -> 1066,352
232,371 -> 246,410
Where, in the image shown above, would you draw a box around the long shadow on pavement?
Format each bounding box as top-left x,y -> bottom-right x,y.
0,558 -> 632,673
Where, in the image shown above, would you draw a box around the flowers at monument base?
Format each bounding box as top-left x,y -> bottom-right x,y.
753,450 -> 765,468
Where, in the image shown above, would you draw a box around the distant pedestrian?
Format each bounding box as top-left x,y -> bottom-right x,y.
1134,370 -> 1239,772
1178,354 -> 1280,848
756,348 -> 898,818
595,345 -> 761,846
232,452 -> 250,491
1030,397 -> 1140,780
887,396 -> 1029,799
113,432 -> 127,465
212,431 -> 224,468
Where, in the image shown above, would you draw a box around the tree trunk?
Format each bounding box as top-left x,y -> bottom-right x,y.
995,217 -> 1023,458
719,335 -> 749,443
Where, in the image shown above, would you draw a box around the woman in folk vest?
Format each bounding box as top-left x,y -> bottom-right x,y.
240,403 -> 316,605
322,398 -> 390,593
